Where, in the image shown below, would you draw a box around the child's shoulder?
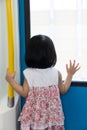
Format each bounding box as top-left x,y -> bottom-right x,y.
23,68 -> 36,73
23,67 -> 58,75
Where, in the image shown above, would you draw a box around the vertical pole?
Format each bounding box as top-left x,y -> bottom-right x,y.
6,0 -> 14,107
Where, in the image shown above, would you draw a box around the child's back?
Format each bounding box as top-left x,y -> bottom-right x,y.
18,67 -> 64,130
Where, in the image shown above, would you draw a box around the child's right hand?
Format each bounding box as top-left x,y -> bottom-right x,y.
5,69 -> 16,83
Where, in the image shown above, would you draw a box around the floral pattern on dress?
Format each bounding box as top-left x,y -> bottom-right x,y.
18,84 -> 64,130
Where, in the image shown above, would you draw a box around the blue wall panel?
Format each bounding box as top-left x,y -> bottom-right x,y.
61,86 -> 87,130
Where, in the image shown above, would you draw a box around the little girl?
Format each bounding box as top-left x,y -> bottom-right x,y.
6,34 -> 80,130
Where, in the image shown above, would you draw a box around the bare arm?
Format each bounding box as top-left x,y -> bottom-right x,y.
58,60 -> 80,94
5,69 -> 29,97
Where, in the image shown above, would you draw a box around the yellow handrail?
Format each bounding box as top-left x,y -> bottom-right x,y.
6,0 -> 14,107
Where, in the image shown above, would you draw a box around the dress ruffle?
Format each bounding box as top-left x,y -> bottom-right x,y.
20,125 -> 65,130
18,85 -> 64,129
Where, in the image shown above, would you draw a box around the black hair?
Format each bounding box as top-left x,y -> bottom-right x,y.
25,34 -> 57,68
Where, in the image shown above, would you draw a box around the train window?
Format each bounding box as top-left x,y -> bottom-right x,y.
30,0 -> 87,83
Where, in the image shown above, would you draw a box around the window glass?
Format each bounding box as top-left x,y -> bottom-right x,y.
30,0 -> 87,82
83,0 -> 87,9
54,0 -> 77,10
30,0 -> 50,10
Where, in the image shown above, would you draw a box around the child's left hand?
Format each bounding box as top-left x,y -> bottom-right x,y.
66,60 -> 80,76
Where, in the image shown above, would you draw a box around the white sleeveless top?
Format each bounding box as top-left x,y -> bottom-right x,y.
23,67 -> 58,87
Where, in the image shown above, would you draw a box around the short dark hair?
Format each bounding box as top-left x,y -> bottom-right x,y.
25,34 -> 57,68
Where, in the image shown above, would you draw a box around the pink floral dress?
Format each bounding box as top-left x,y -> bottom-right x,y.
18,68 -> 65,130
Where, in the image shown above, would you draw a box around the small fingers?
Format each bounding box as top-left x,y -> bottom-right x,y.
70,60 -> 75,67
75,63 -> 80,71
72,60 -> 75,67
70,60 -> 72,67
70,60 -> 80,68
